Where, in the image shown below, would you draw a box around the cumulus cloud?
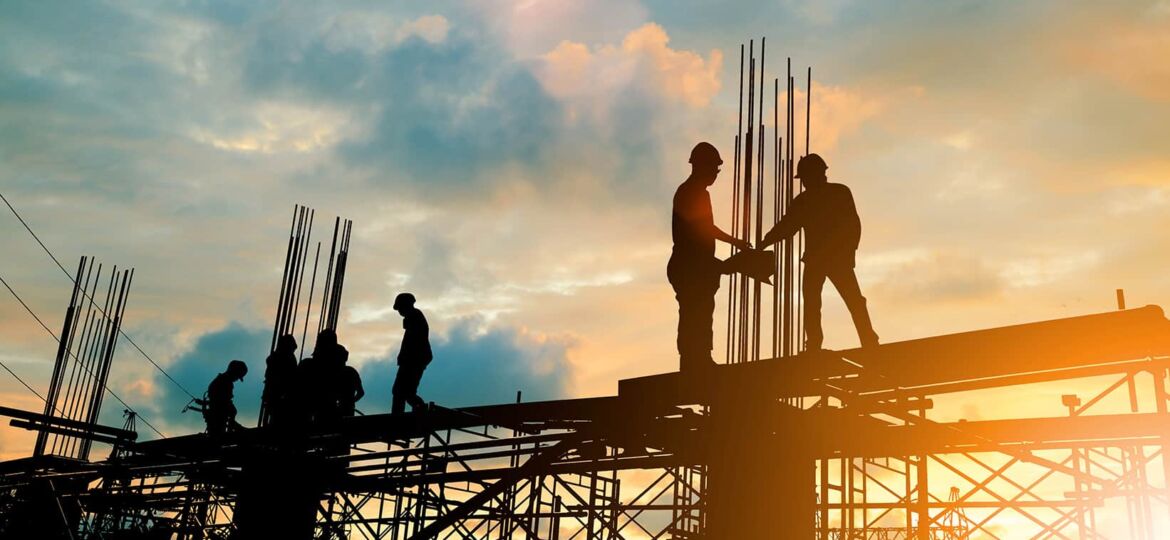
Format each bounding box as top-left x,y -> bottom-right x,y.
358,318 -> 573,411
791,82 -> 886,151
539,23 -> 723,113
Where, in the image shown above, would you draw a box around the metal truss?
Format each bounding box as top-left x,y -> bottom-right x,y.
4,307 -> 1170,539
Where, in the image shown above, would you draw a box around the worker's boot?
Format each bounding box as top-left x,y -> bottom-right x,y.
848,298 -> 880,348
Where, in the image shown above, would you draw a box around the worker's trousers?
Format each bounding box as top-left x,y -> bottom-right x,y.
668,254 -> 722,371
803,264 -> 879,350
392,362 -> 428,414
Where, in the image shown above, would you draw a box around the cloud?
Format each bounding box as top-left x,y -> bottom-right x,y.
471,0 -> 650,58
357,318 -> 574,411
865,250 -> 1005,305
794,82 -> 886,151
321,14 -> 450,54
1061,6 -> 1170,102
332,37 -> 563,190
538,23 -> 723,119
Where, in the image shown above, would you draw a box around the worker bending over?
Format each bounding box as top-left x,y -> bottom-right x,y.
205,359 -> 247,435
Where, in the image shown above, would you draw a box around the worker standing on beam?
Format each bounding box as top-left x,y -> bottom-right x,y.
669,142 -> 754,373
262,334 -> 297,426
205,359 -> 247,435
333,346 -> 364,416
760,153 -> 879,351
391,293 -> 432,415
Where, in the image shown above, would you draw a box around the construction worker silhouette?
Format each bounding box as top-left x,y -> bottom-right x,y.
334,346 -> 364,416
669,142 -> 753,372
297,329 -> 338,425
261,334 -> 297,426
391,293 -> 432,414
760,153 -> 879,351
205,359 -> 247,435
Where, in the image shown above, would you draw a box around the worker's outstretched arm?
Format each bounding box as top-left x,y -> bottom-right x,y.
714,226 -> 751,251
760,202 -> 803,247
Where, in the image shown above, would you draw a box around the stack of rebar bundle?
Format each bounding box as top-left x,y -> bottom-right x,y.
725,38 -> 812,364
260,205 -> 353,426
33,256 -> 133,461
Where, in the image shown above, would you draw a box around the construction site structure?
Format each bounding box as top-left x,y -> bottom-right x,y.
1,305 -> 1169,538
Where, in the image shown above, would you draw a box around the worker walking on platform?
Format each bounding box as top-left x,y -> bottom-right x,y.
669,142 -> 753,372
760,153 -> 879,351
391,293 -> 432,414
205,359 -> 247,435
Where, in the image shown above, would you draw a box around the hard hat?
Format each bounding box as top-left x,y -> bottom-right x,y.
228,359 -> 248,378
316,329 -> 337,348
277,334 -> 297,351
794,153 -> 827,178
688,142 -> 723,166
393,292 -> 416,310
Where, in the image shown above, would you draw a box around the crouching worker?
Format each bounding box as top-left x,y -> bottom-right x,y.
204,359 -> 248,435
392,293 -> 432,415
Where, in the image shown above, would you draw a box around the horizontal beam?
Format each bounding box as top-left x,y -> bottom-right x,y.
0,405 -> 136,440
619,306 -> 1170,404
9,420 -> 130,447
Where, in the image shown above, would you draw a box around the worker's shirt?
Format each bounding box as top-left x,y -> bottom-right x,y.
337,365 -> 363,412
263,350 -> 296,400
671,178 -> 715,261
207,373 -> 235,413
398,309 -> 433,366
767,183 -> 861,269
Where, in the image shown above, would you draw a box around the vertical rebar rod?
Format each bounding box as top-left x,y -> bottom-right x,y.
790,72 -> 798,354
319,217 -> 340,334
272,207 -> 298,352
727,133 -> 740,365
726,42 -> 745,366
751,38 -> 766,363
772,77 -> 780,360
739,46 -> 755,365
301,242 -> 322,361
795,70 -> 804,350
806,66 -> 812,157
290,208 -> 314,337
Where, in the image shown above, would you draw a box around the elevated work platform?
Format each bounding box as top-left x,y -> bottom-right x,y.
4,306 -> 1170,539
620,305 -> 1170,405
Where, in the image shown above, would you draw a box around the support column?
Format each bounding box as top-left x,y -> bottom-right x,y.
704,397 -> 815,538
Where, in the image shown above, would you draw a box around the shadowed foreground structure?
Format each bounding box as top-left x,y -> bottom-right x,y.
3,305 -> 1170,538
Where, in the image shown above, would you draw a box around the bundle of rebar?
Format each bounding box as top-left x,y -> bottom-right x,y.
318,216 -> 353,336
260,205 -> 352,426
34,256 -> 133,461
725,38 -> 813,364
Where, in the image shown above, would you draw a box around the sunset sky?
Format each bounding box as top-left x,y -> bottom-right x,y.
2,0 -> 1170,465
